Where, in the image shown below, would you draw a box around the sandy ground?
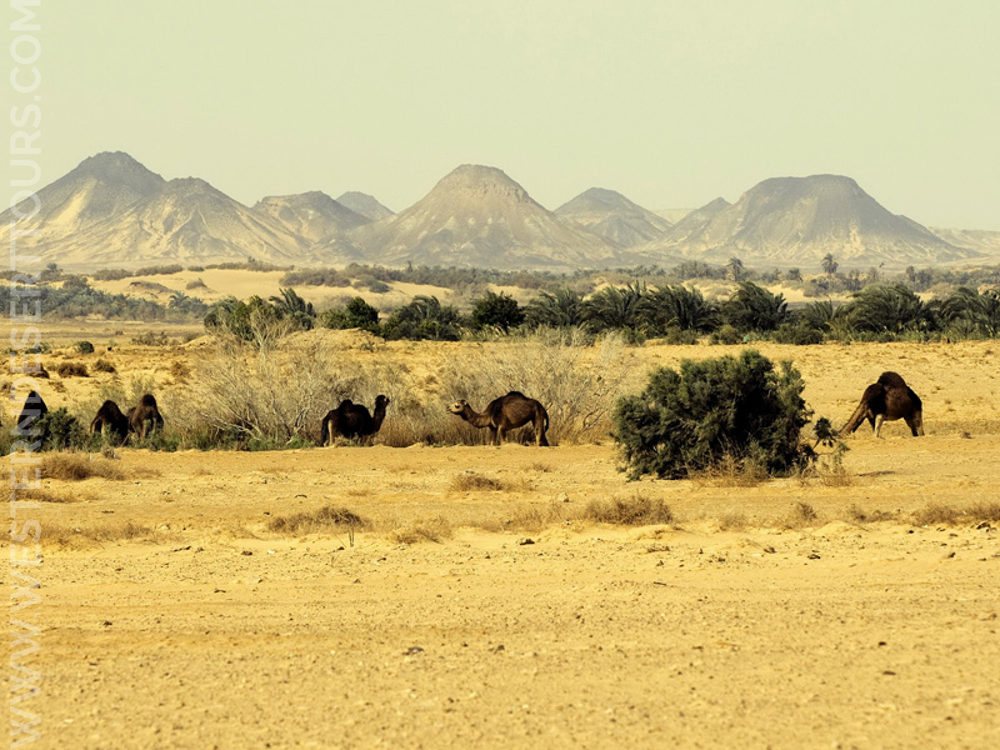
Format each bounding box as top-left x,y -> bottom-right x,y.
5,335 -> 1000,748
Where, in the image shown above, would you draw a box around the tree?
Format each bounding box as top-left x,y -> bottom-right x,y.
524,288 -> 584,328
613,350 -> 812,479
821,254 -> 838,276
637,284 -> 719,333
580,281 -> 645,332
721,281 -> 789,333
381,295 -> 462,341
841,283 -> 929,334
727,257 -> 745,283
470,291 -> 524,333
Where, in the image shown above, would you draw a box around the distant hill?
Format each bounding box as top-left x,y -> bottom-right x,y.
336,191 -> 394,222
349,165 -> 618,269
254,191 -> 369,243
640,176 -> 977,268
4,153 -> 994,272
0,152 -> 311,268
555,187 -> 672,248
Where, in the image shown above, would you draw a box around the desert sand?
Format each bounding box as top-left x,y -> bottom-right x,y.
5,333 -> 1000,748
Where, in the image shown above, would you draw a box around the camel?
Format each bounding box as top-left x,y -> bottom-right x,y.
448,391 -> 549,446
128,393 -> 164,440
840,371 -> 924,438
90,400 -> 131,443
320,395 -> 390,446
15,390 -> 48,437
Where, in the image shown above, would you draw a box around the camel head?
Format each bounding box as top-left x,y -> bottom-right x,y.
447,399 -> 469,416
374,394 -> 391,410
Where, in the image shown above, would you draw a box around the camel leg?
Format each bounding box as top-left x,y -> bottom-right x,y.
874,414 -> 885,438
496,426 -> 506,446
905,417 -> 923,437
535,415 -> 548,446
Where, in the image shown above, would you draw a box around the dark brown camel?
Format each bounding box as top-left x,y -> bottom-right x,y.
840,371 -> 924,438
127,394 -> 164,440
15,390 -> 48,438
320,395 -> 390,446
90,400 -> 131,443
448,391 -> 549,446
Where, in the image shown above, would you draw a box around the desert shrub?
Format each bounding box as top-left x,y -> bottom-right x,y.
613,350 -> 811,479
523,288 -> 584,328
36,408 -> 87,451
436,330 -> 631,445
637,284 -> 719,334
390,516 -> 453,544
55,361 -> 88,377
583,495 -> 673,525
912,502 -> 1000,526
840,284 -> 931,334
75,340 -> 95,354
321,297 -> 381,333
771,321 -> 824,345
709,323 -> 741,345
580,282 -> 646,336
132,331 -> 170,346
470,291 -> 524,333
204,294 -> 310,347
450,472 -> 509,492
93,358 -> 116,373
721,282 -> 790,333
267,505 -> 367,534
42,453 -> 125,481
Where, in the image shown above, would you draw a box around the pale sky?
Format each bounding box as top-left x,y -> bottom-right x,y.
15,0 -> 1000,228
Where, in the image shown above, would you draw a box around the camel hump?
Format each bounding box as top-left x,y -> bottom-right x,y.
338,399 -> 354,409
139,393 -> 158,407
877,371 -> 907,389
505,390 -> 527,398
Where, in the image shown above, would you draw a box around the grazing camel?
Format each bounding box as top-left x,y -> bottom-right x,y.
840,371 -> 924,438
448,391 -> 549,446
90,400 -> 131,443
128,394 -> 164,440
15,390 -> 48,437
320,395 -> 390,445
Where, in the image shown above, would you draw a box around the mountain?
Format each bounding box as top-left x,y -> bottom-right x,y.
930,228 -> 1000,259
349,164 -> 618,269
254,191 -> 369,243
336,191 -> 394,222
0,152 -> 312,268
554,188 -> 672,248
642,176 -> 975,268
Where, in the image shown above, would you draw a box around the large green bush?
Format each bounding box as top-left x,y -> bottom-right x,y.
613,350 -> 811,479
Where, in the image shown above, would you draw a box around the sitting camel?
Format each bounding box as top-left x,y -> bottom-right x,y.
448,391 -> 549,446
127,393 -> 164,440
840,371 -> 924,437
90,400 -> 131,443
320,395 -> 390,446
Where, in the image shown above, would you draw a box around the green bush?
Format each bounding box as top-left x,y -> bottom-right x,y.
470,291 -> 524,333
321,297 -> 381,333
75,340 -> 95,354
613,350 -> 811,479
36,408 -> 87,451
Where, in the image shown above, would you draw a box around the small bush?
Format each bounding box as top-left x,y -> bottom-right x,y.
912,503 -> 1000,526
391,516 -> 453,544
267,505 -> 367,534
93,358 -> 116,373
132,331 -> 170,346
56,362 -> 88,378
42,454 -> 125,481
846,505 -> 898,524
450,472 -> 509,492
613,350 -> 812,480
583,495 -> 673,526
75,340 -> 95,354
709,324 -> 741,345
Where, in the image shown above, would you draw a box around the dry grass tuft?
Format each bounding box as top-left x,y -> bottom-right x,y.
391,516 -> 453,544
55,361 -> 88,378
846,505 -> 898,524
912,502 -> 1000,527
42,454 -> 125,481
494,502 -> 568,532
584,494 -> 673,526
267,505 -> 367,534
93,358 -> 116,373
718,511 -> 749,531
693,455 -> 768,488
779,501 -> 819,529
450,472 -> 509,492
17,488 -> 84,503
43,521 -> 158,547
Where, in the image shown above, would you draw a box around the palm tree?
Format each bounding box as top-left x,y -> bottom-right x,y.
524,288 -> 584,328
580,281 -> 645,332
727,257 -> 745,283
722,281 -> 789,332
821,254 -> 838,276
638,284 -> 719,333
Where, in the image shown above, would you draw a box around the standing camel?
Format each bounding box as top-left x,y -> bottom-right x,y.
448,391 -> 549,446
128,394 -> 164,440
320,395 -> 390,445
90,400 -> 131,443
840,371 -> 924,437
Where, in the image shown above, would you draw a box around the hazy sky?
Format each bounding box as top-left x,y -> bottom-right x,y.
19,0 -> 1000,228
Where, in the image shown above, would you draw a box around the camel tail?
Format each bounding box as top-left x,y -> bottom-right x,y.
320,418 -> 330,446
